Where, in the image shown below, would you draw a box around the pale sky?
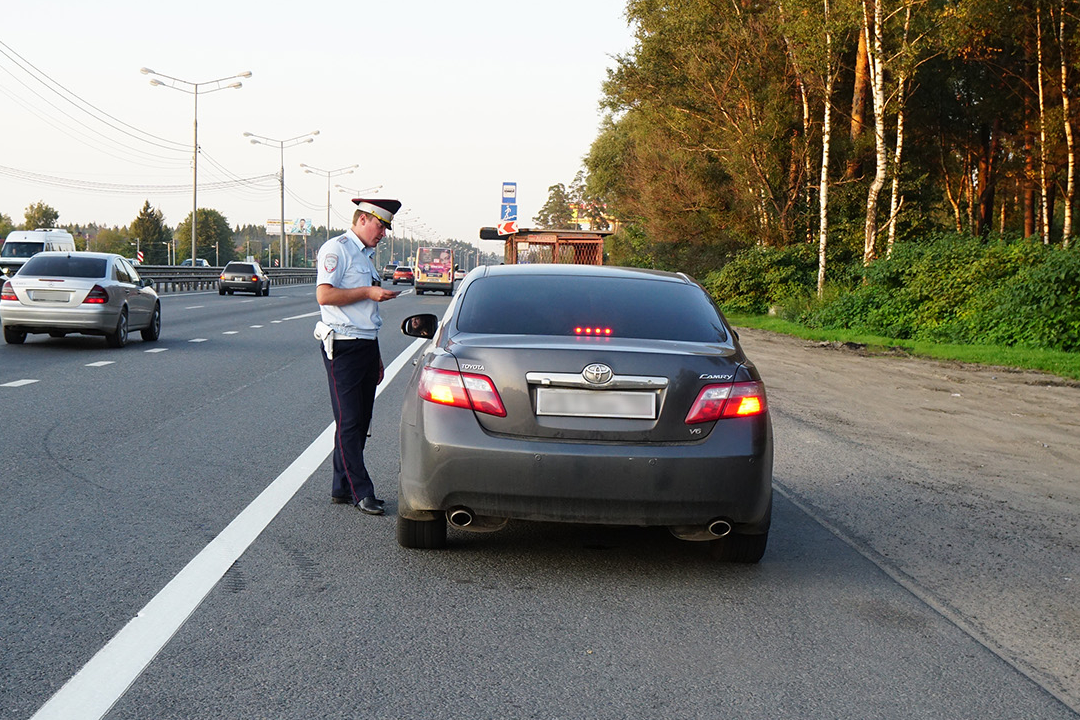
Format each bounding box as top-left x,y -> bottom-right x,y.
1,1 -> 635,255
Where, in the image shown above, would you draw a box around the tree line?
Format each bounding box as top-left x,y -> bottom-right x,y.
529,0 -> 1080,351
0,200 -> 347,266
536,0 -> 1077,287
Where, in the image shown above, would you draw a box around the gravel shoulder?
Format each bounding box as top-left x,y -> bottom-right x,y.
738,327 -> 1080,710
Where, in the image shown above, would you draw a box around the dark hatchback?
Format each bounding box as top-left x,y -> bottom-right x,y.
397,264 -> 773,562
218,261 -> 269,296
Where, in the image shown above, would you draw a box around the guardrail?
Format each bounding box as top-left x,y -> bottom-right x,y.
135,265 -> 317,294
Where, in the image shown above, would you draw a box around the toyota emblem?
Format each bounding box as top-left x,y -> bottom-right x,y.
582,363 -> 613,385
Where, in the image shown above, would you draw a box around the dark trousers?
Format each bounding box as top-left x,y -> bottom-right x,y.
322,338 -> 380,502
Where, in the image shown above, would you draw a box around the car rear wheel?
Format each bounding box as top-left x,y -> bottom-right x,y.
218,287 -> 225,295
264,285 -> 270,296
709,531 -> 768,563
141,303 -> 161,341
397,514 -> 447,549
3,326 -> 26,344
105,308 -> 128,348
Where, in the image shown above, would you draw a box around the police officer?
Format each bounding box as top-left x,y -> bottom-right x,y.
315,198 -> 402,514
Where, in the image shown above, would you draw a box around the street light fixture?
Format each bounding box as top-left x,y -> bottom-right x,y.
141,67 -> 250,267
244,130 -> 320,266
300,164 -> 358,243
335,183 -> 383,196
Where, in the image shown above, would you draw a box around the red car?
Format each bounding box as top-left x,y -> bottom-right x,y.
392,266 -> 414,285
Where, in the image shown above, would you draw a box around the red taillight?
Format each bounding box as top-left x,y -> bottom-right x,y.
574,326 -> 613,336
220,274 -> 226,281
418,367 -> 506,417
685,381 -> 767,424
250,275 -> 259,282
82,285 -> 109,304
1,282 -> 16,302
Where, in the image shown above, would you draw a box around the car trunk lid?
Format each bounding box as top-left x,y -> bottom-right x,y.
442,335 -> 744,443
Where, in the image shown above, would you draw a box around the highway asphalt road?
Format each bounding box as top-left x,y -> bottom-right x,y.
1,283 -> 1076,719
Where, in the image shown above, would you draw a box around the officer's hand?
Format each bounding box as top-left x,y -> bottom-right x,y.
371,287 -> 400,302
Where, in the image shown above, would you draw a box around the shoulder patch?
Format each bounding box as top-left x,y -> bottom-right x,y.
323,254 -> 339,272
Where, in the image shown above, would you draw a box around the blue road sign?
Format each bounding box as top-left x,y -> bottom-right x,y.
502,182 -> 517,204
501,203 -> 518,221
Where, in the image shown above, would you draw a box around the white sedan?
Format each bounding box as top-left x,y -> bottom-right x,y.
1,251 -> 161,348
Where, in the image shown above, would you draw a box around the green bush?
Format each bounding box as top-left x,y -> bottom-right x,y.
708,231 -> 1080,352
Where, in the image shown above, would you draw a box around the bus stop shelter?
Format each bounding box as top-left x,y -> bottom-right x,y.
480,227 -> 611,265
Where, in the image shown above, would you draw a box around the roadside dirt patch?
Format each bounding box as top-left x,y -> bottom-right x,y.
738,327 -> 1080,709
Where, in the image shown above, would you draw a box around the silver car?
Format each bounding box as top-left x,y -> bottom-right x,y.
397,264 -> 773,562
1,252 -> 161,348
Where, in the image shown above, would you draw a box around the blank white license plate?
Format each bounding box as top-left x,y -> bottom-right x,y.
30,290 -> 72,302
535,388 -> 655,419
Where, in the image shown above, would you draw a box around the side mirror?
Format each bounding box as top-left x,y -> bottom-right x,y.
142,278 -> 155,289
402,313 -> 438,339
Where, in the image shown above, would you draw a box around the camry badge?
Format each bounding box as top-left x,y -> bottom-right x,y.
582,363 -> 613,385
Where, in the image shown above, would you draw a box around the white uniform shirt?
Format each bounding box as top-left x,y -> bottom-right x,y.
316,229 -> 382,339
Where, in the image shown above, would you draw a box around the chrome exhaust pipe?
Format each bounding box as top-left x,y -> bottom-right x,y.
447,507 -> 474,528
707,519 -> 732,538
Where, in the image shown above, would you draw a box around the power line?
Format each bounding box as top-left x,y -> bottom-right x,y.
0,163 -> 278,195
0,39 -> 189,154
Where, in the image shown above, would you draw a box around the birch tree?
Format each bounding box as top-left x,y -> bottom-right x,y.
1056,0 -> 1075,244
862,0 -> 888,264
1037,1 -> 1051,244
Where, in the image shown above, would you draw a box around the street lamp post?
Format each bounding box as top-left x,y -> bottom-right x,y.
244,130 -> 319,267
141,67 -> 250,268
300,164 -> 358,244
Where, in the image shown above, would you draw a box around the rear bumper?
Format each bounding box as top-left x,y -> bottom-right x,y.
415,281 -> 452,293
0,303 -> 119,333
220,280 -> 263,293
399,402 -> 773,530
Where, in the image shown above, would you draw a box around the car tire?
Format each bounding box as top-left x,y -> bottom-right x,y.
3,326 -> 26,345
264,285 -> 270,296
105,308 -> 128,348
141,303 -> 161,342
48,331 -> 67,338
709,531 -> 768,563
219,287 -> 225,295
397,513 -> 447,549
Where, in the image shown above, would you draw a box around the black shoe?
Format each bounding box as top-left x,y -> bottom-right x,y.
331,495 -> 354,505
357,496 -> 385,515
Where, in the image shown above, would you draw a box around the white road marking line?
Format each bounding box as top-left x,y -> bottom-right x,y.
223,331 -> 239,335
145,348 -> 168,353
282,310 -> 320,322
184,305 -> 204,310
29,337 -> 427,720
2,379 -> 39,387
249,325 -> 263,328
188,338 -> 208,343
85,361 -> 115,367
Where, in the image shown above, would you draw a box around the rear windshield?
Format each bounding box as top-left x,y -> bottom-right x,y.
1,242 -> 44,258
226,263 -> 255,273
456,274 -> 729,342
20,255 -> 107,278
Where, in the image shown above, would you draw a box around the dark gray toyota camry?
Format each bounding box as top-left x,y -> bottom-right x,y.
397,263 -> 773,562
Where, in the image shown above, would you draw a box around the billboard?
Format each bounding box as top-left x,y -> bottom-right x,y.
266,219 -> 314,236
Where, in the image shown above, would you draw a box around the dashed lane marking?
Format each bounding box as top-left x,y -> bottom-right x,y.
2,379 -> 39,387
